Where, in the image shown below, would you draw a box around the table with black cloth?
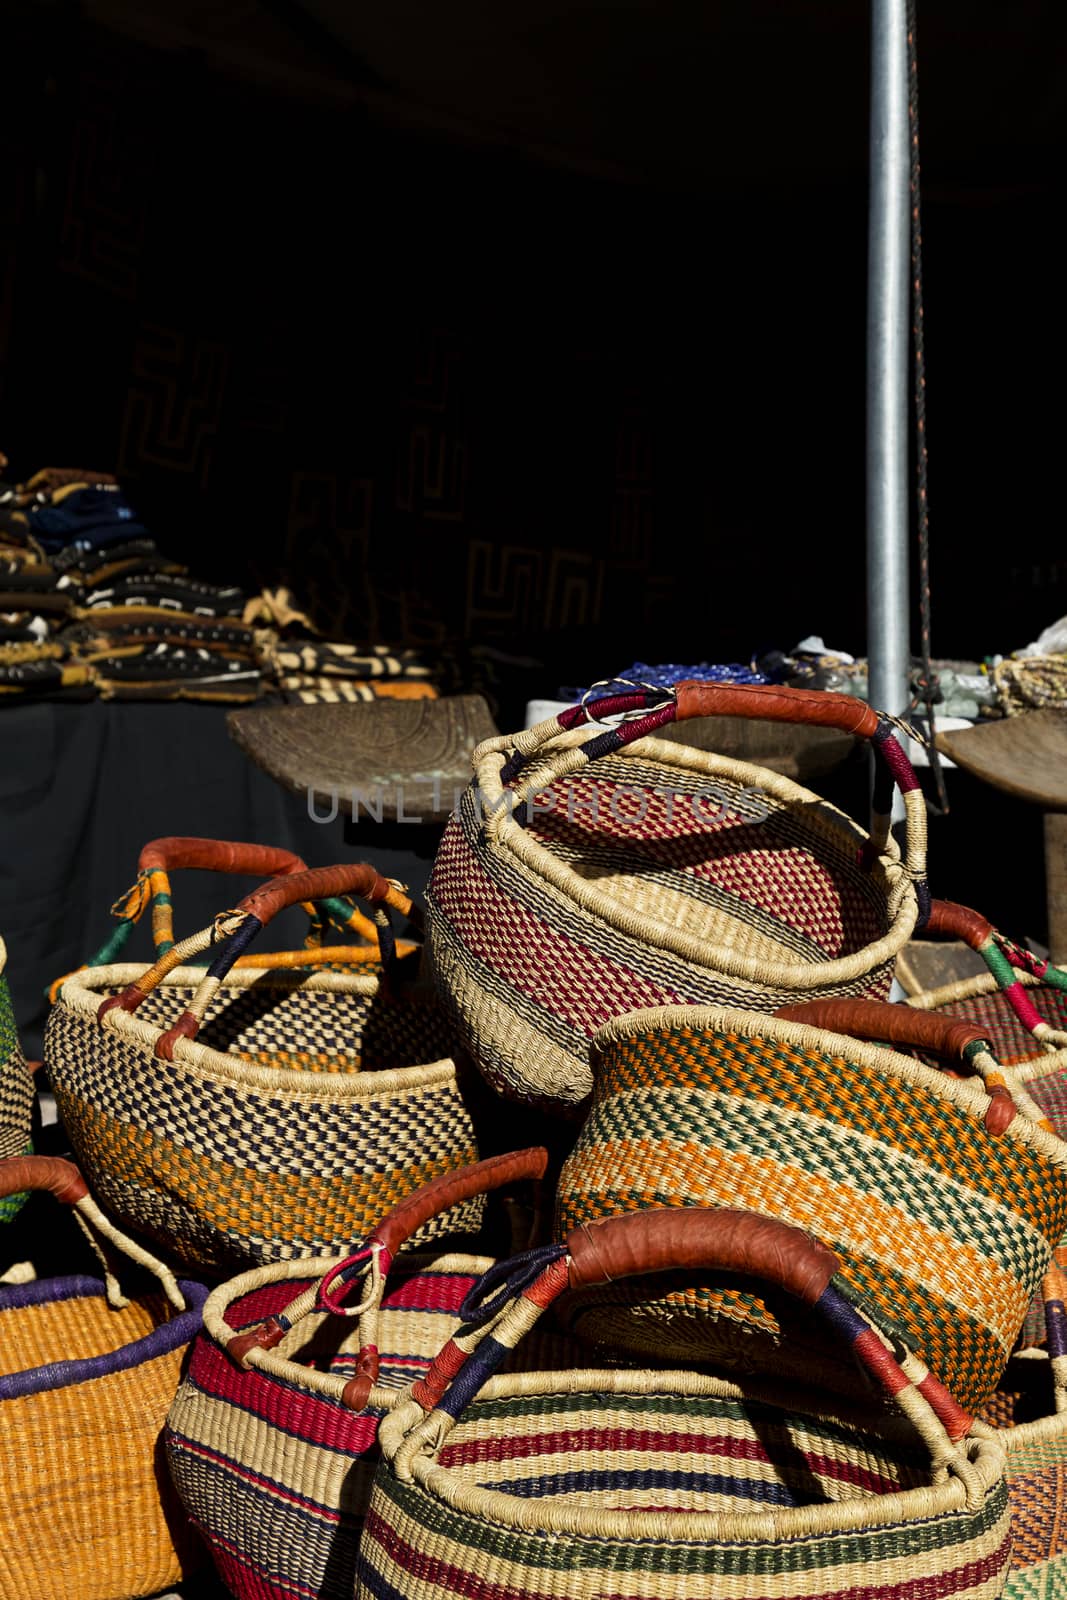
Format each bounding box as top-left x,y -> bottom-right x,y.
0,699 -> 437,1058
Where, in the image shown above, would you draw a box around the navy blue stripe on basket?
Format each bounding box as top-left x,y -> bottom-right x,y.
207,915 -> 263,979
0,1278 -> 208,1399
473,1468 -> 806,1506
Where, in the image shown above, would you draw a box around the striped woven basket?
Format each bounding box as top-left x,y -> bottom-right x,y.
0,1155 -> 209,1600
906,900 -> 1067,1351
974,1264 -> 1067,1596
45,863 -> 480,1277
0,935 -> 34,1224
356,1209 -> 1012,1600
164,1148 -> 564,1600
425,680 -> 929,1113
553,998 -> 1067,1413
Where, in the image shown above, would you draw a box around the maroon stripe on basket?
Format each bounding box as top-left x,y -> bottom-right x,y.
361,1511 -> 1009,1600
187,1336 -> 382,1453
436,1427 -> 911,1496
430,829 -> 683,1027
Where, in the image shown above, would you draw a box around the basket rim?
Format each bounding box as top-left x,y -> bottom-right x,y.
199,1248 -> 498,1405
588,1004 -> 1067,1164
905,972 -> 1067,1076
381,1364 -> 1007,1546
471,734 -> 919,988
0,1276 -> 207,1399
51,963 -> 461,1099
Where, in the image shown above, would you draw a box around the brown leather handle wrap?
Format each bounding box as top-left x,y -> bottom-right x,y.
776,999 -> 992,1060
368,1148 -> 549,1257
675,681 -> 880,737
925,899 -> 995,949
0,1154 -> 88,1205
237,864 -> 402,927
138,837 -> 307,877
565,1208 -> 840,1303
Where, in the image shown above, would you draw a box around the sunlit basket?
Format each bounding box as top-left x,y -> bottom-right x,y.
164,1149 -> 568,1600
0,1155 -> 209,1600
554,998 -> 1067,1413
356,1209 -> 1012,1600
45,863 -> 479,1277
425,680 -> 930,1114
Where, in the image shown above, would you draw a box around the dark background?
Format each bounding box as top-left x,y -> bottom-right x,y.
2,0 -> 1065,699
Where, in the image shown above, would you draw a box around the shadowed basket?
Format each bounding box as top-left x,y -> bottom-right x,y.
554,999 -> 1067,1413
425,681 -> 929,1114
0,936 -> 34,1224
45,863 -> 480,1277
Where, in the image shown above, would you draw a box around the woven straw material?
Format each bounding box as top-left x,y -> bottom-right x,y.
45,964 -> 480,1276
976,1354 -> 1067,1597
554,1006 -> 1067,1414
0,937 -> 34,1222
426,735 -> 917,1111
164,1253 -> 586,1600
909,973 -> 1067,1350
356,1367 -> 1011,1600
0,1273 -> 209,1600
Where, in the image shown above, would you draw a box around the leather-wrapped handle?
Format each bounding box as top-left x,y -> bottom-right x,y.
138,837 -> 307,877
236,863 -> 407,926
925,899 -> 995,950
565,1208 -> 840,1304
776,998 -> 991,1060
675,681 -> 880,737
0,1154 -> 88,1205
368,1148 -> 548,1258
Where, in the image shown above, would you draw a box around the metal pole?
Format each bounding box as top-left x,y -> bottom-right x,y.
866,0 -> 911,724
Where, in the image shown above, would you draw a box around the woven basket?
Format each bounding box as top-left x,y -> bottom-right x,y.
973,1264 -> 1067,1596
164,1148 -> 559,1600
425,680 -> 928,1113
0,935 -> 34,1224
45,863 -> 480,1277
553,998 -> 1067,1413
356,1208 -> 1011,1600
0,1154 -> 209,1600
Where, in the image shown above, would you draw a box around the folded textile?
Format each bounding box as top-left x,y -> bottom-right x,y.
276,677 -> 438,704
268,641 -> 434,679
80,573 -> 246,616
25,485 -> 149,552
62,616 -> 257,659
0,658 -> 95,695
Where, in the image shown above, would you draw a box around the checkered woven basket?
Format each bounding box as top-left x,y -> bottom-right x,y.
356,1208 -> 1012,1600
975,1264 -> 1067,1597
45,863 -> 480,1277
553,998 -> 1067,1414
425,680 -> 929,1113
0,935 -> 34,1225
0,1155 -> 210,1600
164,1148 -> 567,1600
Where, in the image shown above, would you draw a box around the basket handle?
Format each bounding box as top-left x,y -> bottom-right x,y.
492,681 -> 927,918
224,1147 -> 550,1408
387,1207 -> 975,1483
774,998 -> 1018,1133
919,898 -> 1067,1051
0,1155 -> 185,1311
97,862 -> 414,1042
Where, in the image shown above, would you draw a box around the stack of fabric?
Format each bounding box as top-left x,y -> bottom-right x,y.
245,587 -> 440,704
0,460 -> 262,703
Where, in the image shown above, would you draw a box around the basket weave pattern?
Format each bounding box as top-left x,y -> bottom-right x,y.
0,941 -> 33,1221
427,741 -> 910,1110
555,1010 -> 1067,1413
45,965 -> 480,1275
